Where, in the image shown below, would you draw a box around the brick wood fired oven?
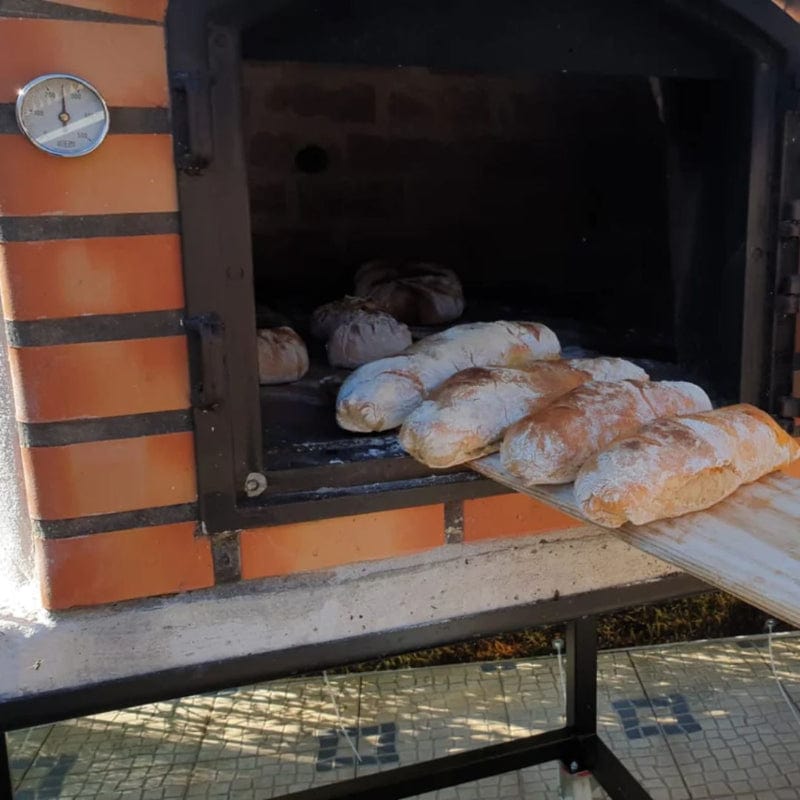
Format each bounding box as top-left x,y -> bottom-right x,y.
0,0 -> 798,612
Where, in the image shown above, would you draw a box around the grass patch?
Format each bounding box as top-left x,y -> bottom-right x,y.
334,591 -> 794,674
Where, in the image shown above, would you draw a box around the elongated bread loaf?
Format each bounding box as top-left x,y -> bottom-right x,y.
336,321 -> 560,432
398,358 -> 648,468
501,380 -> 712,484
574,404 -> 800,528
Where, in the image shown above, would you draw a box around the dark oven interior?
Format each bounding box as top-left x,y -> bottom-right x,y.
168,0 -> 797,525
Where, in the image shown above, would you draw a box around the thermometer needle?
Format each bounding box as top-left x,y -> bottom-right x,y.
58,86 -> 70,125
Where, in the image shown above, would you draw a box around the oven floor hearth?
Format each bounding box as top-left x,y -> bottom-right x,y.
260,315 -> 724,472
8,631 -> 800,799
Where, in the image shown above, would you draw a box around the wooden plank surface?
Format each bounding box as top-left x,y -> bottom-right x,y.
471,454 -> 800,627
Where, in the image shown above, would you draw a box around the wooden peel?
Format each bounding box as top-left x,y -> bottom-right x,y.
470,454 -> 800,628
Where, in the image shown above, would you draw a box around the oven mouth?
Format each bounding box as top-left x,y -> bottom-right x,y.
167,0 -> 798,531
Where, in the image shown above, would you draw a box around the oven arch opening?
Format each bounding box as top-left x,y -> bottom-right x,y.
166,0 -> 800,533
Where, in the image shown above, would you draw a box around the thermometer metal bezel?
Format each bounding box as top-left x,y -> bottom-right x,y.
15,73 -> 111,158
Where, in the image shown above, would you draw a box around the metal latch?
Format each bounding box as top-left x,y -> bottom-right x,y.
183,313 -> 225,411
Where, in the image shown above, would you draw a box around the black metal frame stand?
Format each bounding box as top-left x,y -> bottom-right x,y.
0,616 -> 651,800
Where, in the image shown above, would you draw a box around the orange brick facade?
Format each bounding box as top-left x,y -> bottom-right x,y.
0,1 -> 588,612
0,1 -> 797,611
0,2 -> 209,610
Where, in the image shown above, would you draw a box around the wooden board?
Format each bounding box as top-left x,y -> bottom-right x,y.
471,454 -> 800,627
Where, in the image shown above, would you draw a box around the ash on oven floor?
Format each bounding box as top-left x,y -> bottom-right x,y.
8,632 -> 800,799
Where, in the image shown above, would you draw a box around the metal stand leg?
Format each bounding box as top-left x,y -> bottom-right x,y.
559,617 -> 599,798
566,617 -> 598,739
561,616 -> 651,800
1,733 -> 13,800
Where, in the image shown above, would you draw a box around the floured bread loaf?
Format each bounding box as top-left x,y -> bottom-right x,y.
327,310 -> 413,368
310,296 -> 389,340
336,321 -> 561,432
398,358 -> 647,468
501,379 -> 712,485
354,260 -> 464,325
257,326 -> 309,385
574,404 -> 800,528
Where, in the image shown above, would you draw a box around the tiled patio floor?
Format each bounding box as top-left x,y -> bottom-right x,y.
6,633 -> 800,799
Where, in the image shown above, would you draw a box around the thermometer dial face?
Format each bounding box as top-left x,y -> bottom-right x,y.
15,74 -> 110,158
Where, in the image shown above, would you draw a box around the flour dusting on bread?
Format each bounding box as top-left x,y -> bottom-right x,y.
399,357 -> 647,468
574,404 -> 800,527
501,379 -> 711,485
336,321 -> 561,432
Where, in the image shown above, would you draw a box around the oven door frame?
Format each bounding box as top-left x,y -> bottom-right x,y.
166,0 -> 800,534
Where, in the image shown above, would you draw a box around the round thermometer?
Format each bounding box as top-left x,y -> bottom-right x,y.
15,74 -> 110,157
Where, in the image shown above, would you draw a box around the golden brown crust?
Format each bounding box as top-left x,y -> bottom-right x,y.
574,403 -> 800,527
501,380 -> 712,485
398,359 -> 646,468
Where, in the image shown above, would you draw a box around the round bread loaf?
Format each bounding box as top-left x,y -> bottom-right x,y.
354,260 -> 464,325
326,310 -> 412,369
256,326 -> 309,385
310,295 -> 389,340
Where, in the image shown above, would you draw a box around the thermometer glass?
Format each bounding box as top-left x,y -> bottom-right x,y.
16,74 -> 110,157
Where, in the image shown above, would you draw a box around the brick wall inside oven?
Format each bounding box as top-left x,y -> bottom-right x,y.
242,61 -> 670,325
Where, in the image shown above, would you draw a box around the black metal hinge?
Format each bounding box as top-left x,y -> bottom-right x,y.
170,70 -> 214,174
778,199 -> 800,316
183,313 -> 225,411
776,203 -> 799,433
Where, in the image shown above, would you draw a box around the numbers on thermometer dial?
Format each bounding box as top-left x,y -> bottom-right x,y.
15,74 -> 110,157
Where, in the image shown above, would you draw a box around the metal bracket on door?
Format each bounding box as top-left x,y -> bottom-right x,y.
183,313 -> 226,412
171,70 -> 214,173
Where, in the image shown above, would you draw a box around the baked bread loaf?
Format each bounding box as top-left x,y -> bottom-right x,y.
336,321 -> 561,432
354,260 -> 464,325
310,296 -> 390,340
501,379 -> 712,484
326,310 -> 413,368
398,358 -> 648,468
574,404 -> 800,528
257,326 -> 309,385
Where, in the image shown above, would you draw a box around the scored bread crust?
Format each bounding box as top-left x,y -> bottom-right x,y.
354,260 -> 464,325
310,296 -> 390,340
256,326 -> 309,385
501,379 -> 712,485
398,358 -> 648,468
335,321 -> 561,432
326,310 -> 413,368
574,404 -> 800,528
